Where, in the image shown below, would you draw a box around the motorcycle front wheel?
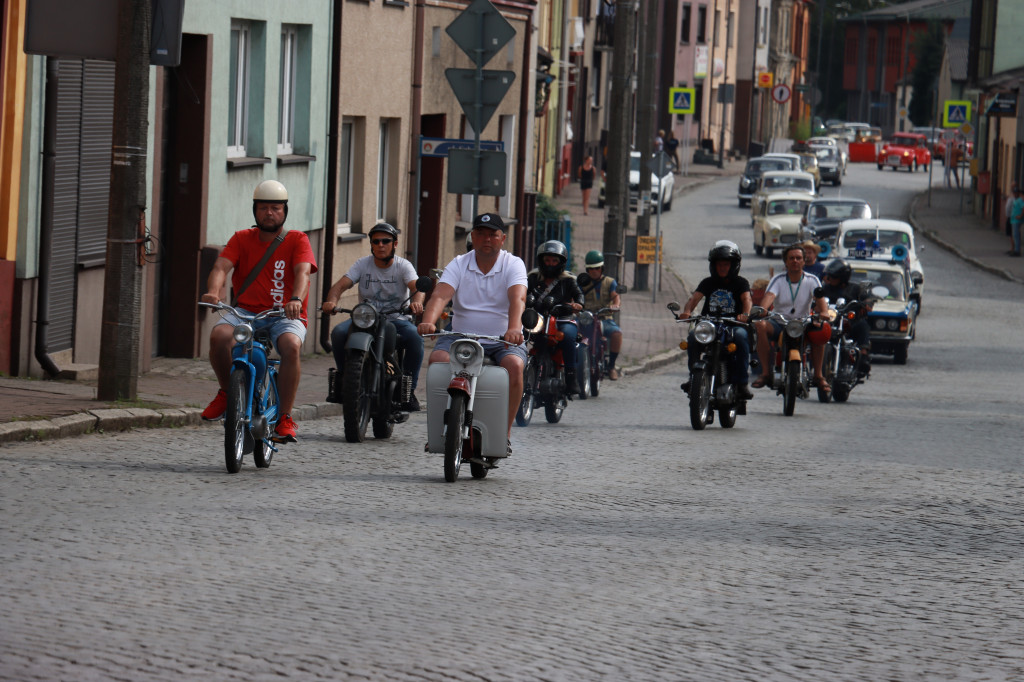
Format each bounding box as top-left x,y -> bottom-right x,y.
342,351 -> 373,443
783,361 -> 799,416
590,350 -> 603,397
224,369 -> 250,474
515,358 -> 537,427
444,393 -> 467,482
576,351 -> 591,400
689,370 -> 711,430
253,372 -> 276,468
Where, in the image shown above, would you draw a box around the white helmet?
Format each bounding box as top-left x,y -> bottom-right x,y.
252,180 -> 289,224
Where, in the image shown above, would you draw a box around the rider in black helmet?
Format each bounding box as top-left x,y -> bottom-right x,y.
675,240 -> 754,399
819,258 -> 872,378
527,240 -> 586,394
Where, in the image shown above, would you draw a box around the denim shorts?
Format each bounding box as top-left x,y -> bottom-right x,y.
432,333 -> 528,365
214,309 -> 307,352
600,318 -> 621,337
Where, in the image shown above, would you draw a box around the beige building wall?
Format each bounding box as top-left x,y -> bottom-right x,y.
420,1 -> 531,270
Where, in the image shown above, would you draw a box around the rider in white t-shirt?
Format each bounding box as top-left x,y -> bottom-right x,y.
418,213 -> 528,440
752,243 -> 830,392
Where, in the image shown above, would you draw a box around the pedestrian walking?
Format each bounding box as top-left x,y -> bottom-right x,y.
579,155 -> 595,215
1009,187 -> 1023,257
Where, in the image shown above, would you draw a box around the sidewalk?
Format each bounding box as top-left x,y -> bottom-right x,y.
7,163 -> 1016,442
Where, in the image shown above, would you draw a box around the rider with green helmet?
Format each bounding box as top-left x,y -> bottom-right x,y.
579,250 -> 623,380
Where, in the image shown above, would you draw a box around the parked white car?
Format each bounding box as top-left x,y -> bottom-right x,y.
597,151 -> 675,211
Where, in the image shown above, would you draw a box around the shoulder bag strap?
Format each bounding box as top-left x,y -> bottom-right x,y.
230,232 -> 286,307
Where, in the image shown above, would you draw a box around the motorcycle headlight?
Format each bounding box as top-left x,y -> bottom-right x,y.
454,343 -> 476,363
352,303 -> 377,329
232,323 -> 253,344
578,310 -> 594,325
693,320 -> 716,344
785,319 -> 805,339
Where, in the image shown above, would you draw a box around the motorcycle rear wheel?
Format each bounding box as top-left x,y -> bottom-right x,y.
515,358 -> 537,427
444,393 -> 467,482
689,370 -> 711,430
372,375 -> 395,440
253,373 -> 276,468
224,369 -> 249,474
783,362 -> 799,416
342,351 -> 373,443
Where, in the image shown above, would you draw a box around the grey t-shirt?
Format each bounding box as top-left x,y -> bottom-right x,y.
344,255 -> 417,320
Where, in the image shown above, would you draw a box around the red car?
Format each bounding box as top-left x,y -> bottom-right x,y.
878,132 -> 932,172
933,133 -> 974,164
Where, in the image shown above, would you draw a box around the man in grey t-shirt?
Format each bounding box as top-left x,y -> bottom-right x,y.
322,223 -> 425,410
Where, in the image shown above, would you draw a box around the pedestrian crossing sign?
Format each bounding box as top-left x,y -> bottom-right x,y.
669,87 -> 696,115
943,100 -> 971,128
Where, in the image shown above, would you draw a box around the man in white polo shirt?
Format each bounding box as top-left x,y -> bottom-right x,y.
418,213 -> 528,442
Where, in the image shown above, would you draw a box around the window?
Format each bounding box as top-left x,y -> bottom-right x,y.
713,9 -> 720,47
377,120 -> 390,222
760,6 -> 768,45
338,120 -> 354,234
228,20 -> 251,157
696,6 -> 707,43
278,26 -> 297,154
727,11 -> 734,48
432,27 -> 441,58
680,4 -> 691,43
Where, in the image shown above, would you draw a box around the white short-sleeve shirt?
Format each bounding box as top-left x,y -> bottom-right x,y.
440,249 -> 528,336
766,271 -> 822,320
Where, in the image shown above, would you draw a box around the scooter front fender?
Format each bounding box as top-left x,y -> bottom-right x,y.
345,331 -> 374,354
447,376 -> 472,397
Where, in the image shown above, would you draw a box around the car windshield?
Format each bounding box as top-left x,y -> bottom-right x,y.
763,176 -> 813,192
768,199 -> 810,215
842,229 -> 911,249
853,270 -> 906,301
810,202 -> 869,221
814,147 -> 838,161
891,135 -> 921,146
746,159 -> 790,173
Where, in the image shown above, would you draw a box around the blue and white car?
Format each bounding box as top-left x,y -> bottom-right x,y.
847,246 -> 921,365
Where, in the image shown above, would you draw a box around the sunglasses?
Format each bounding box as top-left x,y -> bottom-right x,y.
370,238 -> 394,245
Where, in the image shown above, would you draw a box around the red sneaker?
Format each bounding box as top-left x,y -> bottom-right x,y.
201,389 -> 227,421
272,414 -> 297,443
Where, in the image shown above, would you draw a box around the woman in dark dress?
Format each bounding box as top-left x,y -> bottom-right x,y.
579,155 -> 595,215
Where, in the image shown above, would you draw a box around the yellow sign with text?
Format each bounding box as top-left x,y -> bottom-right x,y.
637,235 -> 662,264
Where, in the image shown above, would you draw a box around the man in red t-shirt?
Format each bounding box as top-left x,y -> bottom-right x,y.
199,180 -> 318,443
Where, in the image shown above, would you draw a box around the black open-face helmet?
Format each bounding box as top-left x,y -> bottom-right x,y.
537,240 -> 568,278
823,257 -> 852,286
708,239 -> 742,278
368,222 -> 400,262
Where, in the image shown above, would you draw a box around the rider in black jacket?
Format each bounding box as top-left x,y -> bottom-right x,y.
819,258 -> 872,378
527,240 -> 585,390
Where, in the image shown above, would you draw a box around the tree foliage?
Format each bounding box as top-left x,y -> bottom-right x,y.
908,21 -> 946,127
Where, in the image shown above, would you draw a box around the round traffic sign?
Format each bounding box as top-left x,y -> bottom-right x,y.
771,83 -> 791,104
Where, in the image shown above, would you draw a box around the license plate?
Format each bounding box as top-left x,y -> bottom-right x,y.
888,155 -> 901,164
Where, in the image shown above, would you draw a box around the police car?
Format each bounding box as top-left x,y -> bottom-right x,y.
835,219 -> 925,302
846,242 -> 921,365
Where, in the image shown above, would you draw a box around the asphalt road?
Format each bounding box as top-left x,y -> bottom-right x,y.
2,167 -> 1022,680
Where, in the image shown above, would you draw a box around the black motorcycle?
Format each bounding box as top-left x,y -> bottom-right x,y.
669,301 -> 758,430
819,297 -> 867,403
328,276 -> 433,442
516,296 -> 589,426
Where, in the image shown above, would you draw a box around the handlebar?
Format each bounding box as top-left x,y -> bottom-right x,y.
422,331 -> 518,347
198,301 -> 287,323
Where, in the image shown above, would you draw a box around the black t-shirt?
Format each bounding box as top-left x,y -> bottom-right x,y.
696,275 -> 750,316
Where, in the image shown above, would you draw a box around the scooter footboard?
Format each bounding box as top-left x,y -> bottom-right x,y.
426,363 -> 509,456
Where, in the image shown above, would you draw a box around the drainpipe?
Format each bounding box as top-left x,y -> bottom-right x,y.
320,0 -> 344,354
407,0 -> 425,269
35,58 -> 61,378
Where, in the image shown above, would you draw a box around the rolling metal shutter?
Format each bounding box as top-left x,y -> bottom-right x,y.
48,59 -> 115,352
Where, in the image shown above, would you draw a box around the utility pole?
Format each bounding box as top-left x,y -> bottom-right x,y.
634,0 -> 658,291
602,0 -> 638,284
97,0 -> 151,401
